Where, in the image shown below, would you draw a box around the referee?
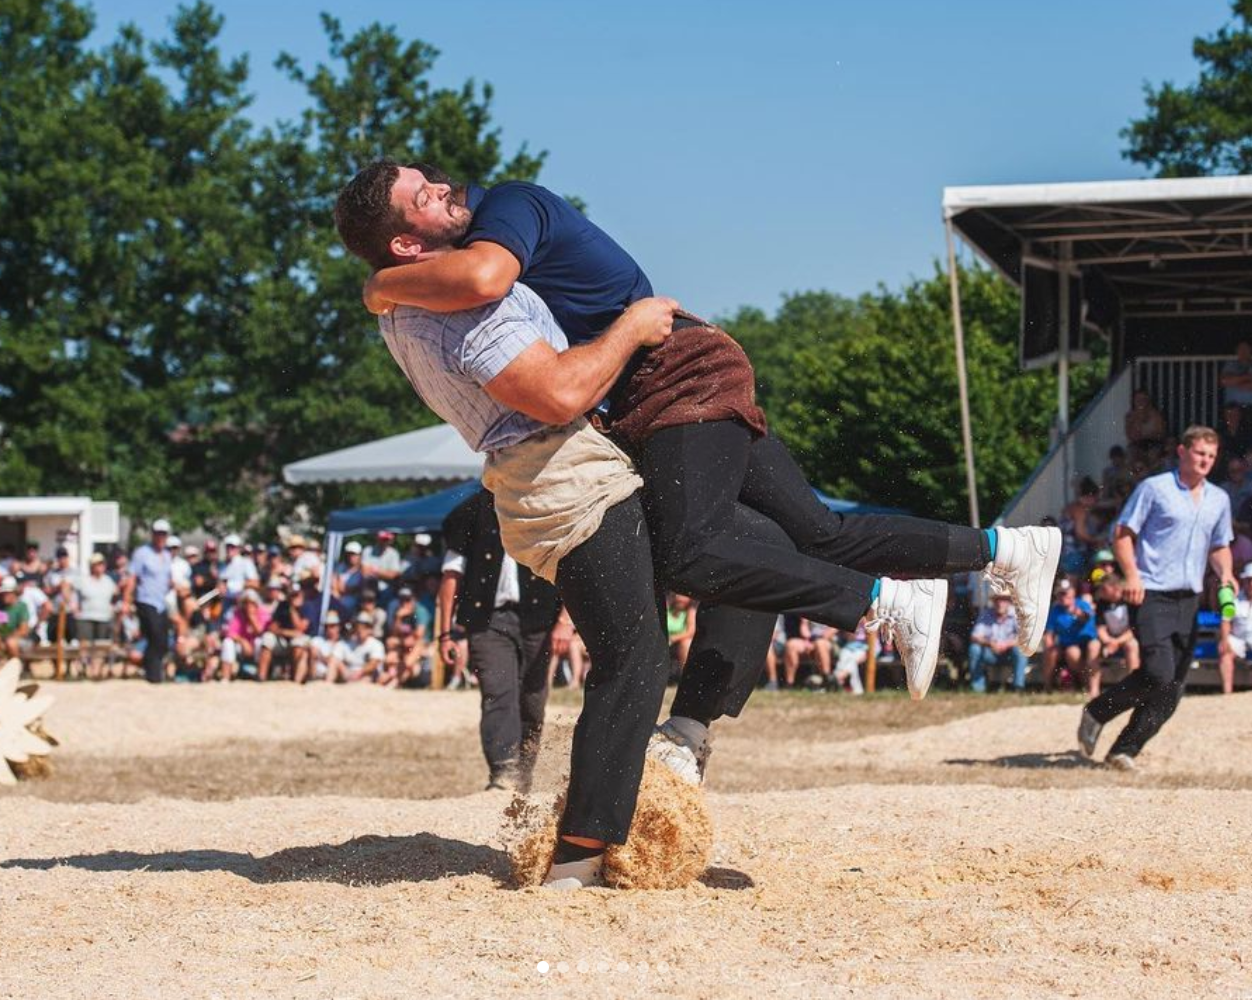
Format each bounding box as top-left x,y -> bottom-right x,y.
1078,426 -> 1233,769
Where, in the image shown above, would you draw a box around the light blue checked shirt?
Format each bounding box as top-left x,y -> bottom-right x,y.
379,283 -> 565,454
1118,470 -> 1233,593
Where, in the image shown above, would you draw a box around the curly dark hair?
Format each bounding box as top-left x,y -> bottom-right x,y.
334,159 -> 406,271
334,159 -> 457,271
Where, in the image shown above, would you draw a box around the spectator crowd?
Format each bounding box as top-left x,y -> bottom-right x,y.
3,348 -> 1252,696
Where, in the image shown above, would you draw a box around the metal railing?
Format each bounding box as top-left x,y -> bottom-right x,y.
998,355 -> 1227,527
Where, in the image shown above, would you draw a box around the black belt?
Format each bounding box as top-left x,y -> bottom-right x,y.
1146,589 -> 1199,600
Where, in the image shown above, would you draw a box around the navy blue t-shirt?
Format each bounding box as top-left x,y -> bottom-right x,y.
465,182 -> 653,344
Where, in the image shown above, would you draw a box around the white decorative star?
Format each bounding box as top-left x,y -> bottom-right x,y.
0,658 -> 56,785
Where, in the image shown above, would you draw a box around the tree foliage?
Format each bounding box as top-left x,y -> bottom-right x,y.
721,267 -> 1104,524
0,0 -> 544,532
1123,0 -> 1252,176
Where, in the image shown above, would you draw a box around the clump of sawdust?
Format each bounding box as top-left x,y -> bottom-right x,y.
507,759 -> 712,890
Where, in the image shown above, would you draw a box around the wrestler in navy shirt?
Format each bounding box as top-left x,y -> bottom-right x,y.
463,182 -> 653,344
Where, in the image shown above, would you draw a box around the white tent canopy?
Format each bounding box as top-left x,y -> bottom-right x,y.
282,423 -> 483,485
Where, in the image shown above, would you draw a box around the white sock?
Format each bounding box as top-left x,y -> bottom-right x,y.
662,715 -> 709,748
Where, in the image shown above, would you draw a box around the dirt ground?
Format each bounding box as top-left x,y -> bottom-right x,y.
3,682 -> 1251,1000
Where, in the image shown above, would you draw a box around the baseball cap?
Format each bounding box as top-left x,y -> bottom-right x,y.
287,534 -> 307,548
0,576 -> 16,594
414,533 -> 432,546
55,546 -> 69,558
267,577 -> 286,591
1093,549 -> 1115,563
152,518 -> 171,534
184,545 -> 200,559
1241,563 -> 1252,579
167,535 -> 182,548
377,530 -> 395,540
397,585 -> 414,598
325,610 -> 341,625
204,538 -> 218,550
241,588 -> 260,602
344,540 -> 363,554
1056,578 -> 1074,593
355,611 -> 374,625
90,552 -> 106,565
224,533 -> 243,547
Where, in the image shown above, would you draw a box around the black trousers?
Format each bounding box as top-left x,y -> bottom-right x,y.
136,602 -> 168,684
468,607 -> 551,781
555,494 -> 673,844
1085,590 -> 1199,758
636,422 -> 992,723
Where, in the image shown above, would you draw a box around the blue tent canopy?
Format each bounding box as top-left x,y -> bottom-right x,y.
325,481 -> 907,537
325,481 -> 483,535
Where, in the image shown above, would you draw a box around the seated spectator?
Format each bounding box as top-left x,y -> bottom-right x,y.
259,578 -> 308,681
0,545 -> 14,577
1125,388 -> 1167,466
168,537 -> 192,591
18,543 -> 45,585
1060,478 -> 1105,575
329,611 -> 386,683
781,614 -> 832,689
171,585 -> 217,680
1100,445 -> 1135,507
666,593 -> 696,672
301,610 -> 350,684
968,593 -> 1027,692
1222,455 -> 1252,512
1042,579 -> 1102,697
1220,340 -> 1252,412
219,588 -> 270,681
0,575 -> 32,657
73,553 -> 118,679
831,626 -> 866,695
1093,573 -> 1140,676
1216,402 -> 1252,482
333,540 -> 366,617
402,533 -> 440,581
548,618 -> 588,689
288,535 -> 321,584
218,534 -> 258,612
362,530 -> 402,605
191,540 -> 219,598
1218,562 -> 1252,696
357,588 -> 387,640
18,572 -> 50,644
761,615 -> 784,692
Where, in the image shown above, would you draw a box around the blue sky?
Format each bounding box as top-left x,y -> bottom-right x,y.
91,0 -> 1232,320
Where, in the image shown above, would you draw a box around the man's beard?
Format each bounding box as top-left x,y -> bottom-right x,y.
421,187 -> 472,250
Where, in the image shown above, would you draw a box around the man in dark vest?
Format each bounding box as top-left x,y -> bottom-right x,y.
437,489 -> 563,790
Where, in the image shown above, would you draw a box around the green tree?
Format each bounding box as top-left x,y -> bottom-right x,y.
722,267 -> 1103,523
1123,0 -> 1252,176
0,2 -> 552,534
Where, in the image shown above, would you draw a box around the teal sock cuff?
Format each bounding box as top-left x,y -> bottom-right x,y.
985,528 -> 997,562
870,578 -> 881,604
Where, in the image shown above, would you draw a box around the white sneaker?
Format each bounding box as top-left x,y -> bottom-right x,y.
985,526 -> 1063,656
866,577 -> 948,700
1106,752 -> 1136,772
543,854 -> 603,889
1077,709 -> 1103,758
645,718 -> 712,785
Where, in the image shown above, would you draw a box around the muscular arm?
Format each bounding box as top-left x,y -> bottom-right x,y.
365,243 -> 522,314
483,297 -> 677,425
